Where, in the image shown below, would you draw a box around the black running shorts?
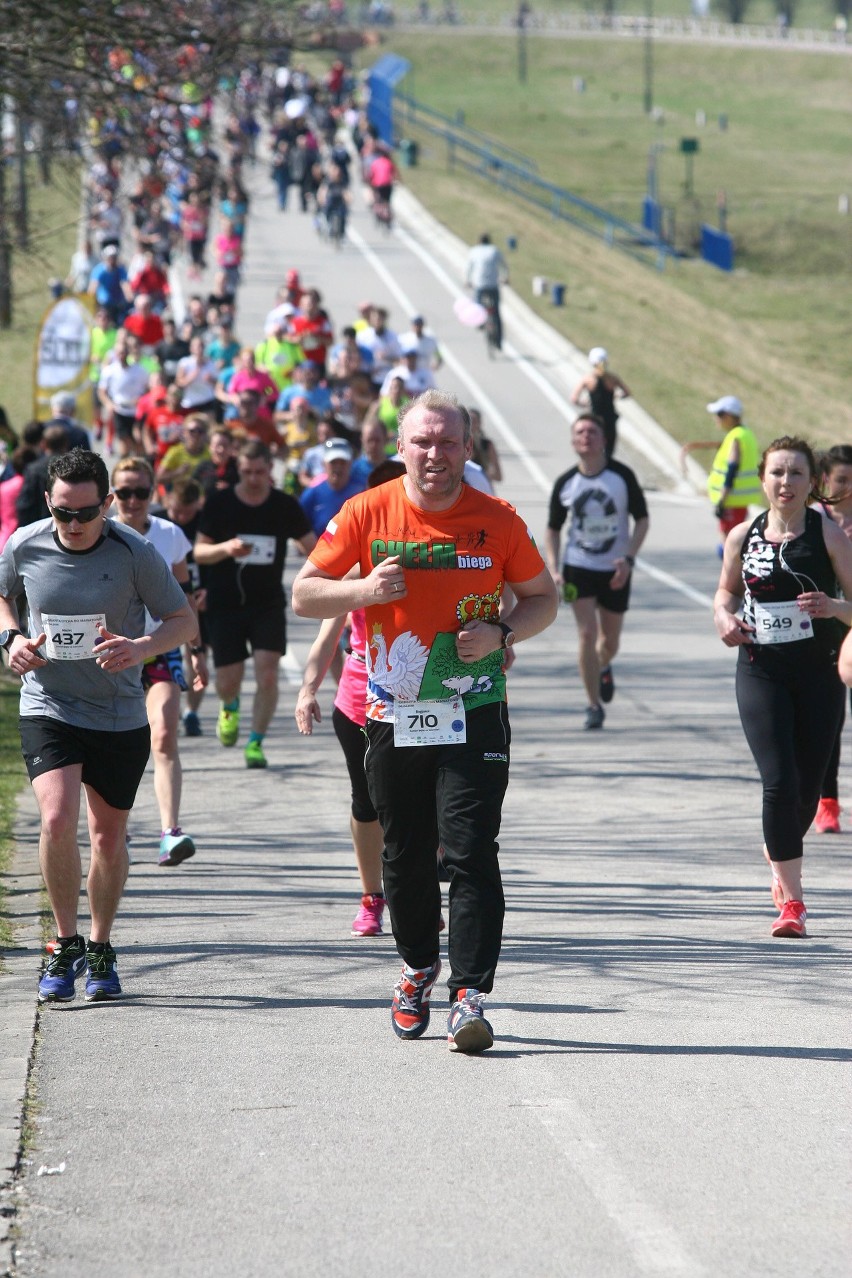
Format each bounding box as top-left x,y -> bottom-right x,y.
206,604 -> 287,667
20,716 -> 151,812
113,411 -> 137,441
562,564 -> 631,614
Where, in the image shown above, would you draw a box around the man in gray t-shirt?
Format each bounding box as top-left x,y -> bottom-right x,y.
0,450 -> 194,1004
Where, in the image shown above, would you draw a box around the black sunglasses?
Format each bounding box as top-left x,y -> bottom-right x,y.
114,486 -> 152,502
49,501 -> 103,524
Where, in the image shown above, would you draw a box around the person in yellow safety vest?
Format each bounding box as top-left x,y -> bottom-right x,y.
680,395 -> 765,554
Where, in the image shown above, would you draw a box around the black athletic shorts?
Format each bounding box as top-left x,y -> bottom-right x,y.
20,716 -> 151,811
113,411 -> 137,440
562,564 -> 631,614
206,604 -> 287,667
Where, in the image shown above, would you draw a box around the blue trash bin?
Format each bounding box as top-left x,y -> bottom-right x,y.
552,282 -> 566,306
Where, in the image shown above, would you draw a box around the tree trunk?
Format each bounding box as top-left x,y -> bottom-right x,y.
15,109 -> 29,249
0,154 -> 13,328
39,118 -> 53,185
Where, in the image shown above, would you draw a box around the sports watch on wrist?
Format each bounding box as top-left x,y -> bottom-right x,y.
498,621 -> 516,649
0,629 -> 22,651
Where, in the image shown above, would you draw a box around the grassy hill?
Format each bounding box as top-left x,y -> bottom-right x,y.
355,32 -> 852,450
0,159 -> 81,435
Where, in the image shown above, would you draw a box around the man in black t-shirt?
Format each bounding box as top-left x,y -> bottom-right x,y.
158,479 -> 209,738
154,316 -> 190,380
195,440 -> 316,768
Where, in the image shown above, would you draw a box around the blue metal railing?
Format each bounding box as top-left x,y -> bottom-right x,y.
393,93 -> 676,268
395,92 -> 538,175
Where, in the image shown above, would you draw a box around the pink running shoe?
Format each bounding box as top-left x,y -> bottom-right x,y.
351,894 -> 385,937
770,899 -> 807,938
814,798 -> 841,834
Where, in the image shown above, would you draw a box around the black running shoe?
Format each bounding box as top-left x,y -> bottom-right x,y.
584,705 -> 605,730
599,666 -> 615,704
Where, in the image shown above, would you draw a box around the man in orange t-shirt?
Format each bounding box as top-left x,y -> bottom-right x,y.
293,391 -> 557,1054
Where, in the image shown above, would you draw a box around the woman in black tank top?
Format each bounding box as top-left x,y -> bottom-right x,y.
571,348 -> 631,457
713,436 -> 852,939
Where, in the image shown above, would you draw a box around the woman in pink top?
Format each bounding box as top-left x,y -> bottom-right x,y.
294,460 -> 408,938
296,607 -> 384,936
368,148 -> 397,203
214,217 -> 243,293
226,348 -> 278,417
0,446 -> 38,550
179,190 -> 209,278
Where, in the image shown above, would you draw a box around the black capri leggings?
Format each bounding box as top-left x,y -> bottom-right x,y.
736,652 -> 845,861
332,706 -> 376,824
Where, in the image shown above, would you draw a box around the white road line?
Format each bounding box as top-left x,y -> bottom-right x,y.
396,223 -> 575,421
281,649 -> 305,685
509,1071 -> 704,1277
347,222 -> 711,611
168,264 -> 186,325
537,1098 -> 704,1275
637,560 -> 715,608
347,224 -> 554,492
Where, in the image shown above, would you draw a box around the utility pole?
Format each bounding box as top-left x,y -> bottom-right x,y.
644,0 -> 654,115
517,3 -> 529,85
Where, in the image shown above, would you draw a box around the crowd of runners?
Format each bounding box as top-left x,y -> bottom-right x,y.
1,54 -> 851,1051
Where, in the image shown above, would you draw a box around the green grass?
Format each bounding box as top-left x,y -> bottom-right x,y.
420,0 -> 842,31
0,673 -> 27,955
358,33 -> 852,449
0,157 -> 82,436
0,161 -> 78,953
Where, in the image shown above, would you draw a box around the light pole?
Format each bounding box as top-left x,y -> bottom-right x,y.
644,0 -> 654,115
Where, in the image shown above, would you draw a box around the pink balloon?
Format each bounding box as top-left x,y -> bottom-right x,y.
453,296 -> 489,328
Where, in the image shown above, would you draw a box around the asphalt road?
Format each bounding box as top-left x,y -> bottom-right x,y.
1,151 -> 850,1278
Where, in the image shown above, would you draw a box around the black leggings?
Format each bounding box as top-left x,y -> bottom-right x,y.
332,706 -> 376,824
736,652 -> 845,861
365,703 -> 510,999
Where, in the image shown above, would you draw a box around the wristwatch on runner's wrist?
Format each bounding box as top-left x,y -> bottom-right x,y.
0,629 -> 22,651
498,622 -> 515,649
